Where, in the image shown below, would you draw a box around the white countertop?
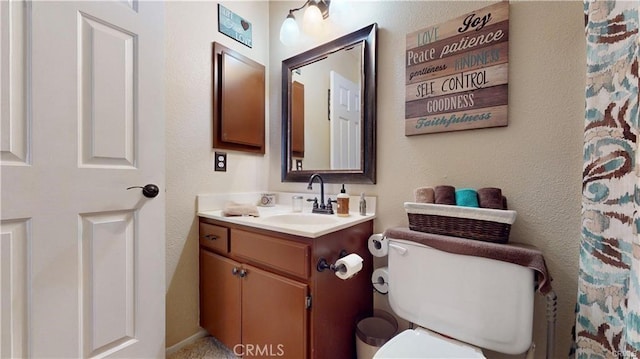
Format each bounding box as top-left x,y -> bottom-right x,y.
197,191 -> 376,238
198,205 -> 376,238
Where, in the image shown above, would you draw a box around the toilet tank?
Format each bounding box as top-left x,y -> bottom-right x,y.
387,238 -> 535,355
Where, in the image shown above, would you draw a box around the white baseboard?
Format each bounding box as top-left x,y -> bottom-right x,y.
165,328 -> 208,356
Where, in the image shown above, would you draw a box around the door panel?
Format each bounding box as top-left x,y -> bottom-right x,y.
1,1 -> 165,357
0,0 -> 30,166
80,211 -> 136,357
330,70 -> 361,170
0,219 -> 29,358
79,12 -> 136,168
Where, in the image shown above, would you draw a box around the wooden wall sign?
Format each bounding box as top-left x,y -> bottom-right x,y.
405,2 -> 509,135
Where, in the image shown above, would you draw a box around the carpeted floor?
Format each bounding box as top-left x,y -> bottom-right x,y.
168,336 -> 239,359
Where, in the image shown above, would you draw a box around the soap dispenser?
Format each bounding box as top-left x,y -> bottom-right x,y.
337,184 -> 350,217
359,193 -> 367,216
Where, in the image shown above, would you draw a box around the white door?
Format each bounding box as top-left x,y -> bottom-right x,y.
329,70 -> 361,170
1,1 -> 165,358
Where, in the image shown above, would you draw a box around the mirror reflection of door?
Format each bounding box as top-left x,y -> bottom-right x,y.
290,43 -> 362,171
330,71 -> 361,169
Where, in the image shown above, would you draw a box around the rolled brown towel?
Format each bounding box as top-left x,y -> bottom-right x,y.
414,187 -> 435,203
434,185 -> 456,205
477,187 -> 505,209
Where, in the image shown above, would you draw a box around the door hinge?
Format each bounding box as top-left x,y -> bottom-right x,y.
305,295 -> 312,309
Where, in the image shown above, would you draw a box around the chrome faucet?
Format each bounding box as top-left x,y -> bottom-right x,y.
307,173 -> 334,214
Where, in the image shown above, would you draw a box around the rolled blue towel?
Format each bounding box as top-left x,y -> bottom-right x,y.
455,188 -> 479,207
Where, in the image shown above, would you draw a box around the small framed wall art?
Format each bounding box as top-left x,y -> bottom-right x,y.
218,4 -> 253,48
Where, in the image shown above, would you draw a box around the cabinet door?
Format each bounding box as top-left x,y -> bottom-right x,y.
241,265 -> 308,359
212,42 -> 265,154
291,81 -> 305,157
200,250 -> 242,350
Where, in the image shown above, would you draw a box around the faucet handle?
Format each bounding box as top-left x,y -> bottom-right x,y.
327,198 -> 336,211
307,197 -> 319,209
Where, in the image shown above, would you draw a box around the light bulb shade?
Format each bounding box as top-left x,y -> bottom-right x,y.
279,14 -> 299,46
302,4 -> 323,34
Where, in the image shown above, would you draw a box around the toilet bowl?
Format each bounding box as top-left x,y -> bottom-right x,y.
374,327 -> 484,358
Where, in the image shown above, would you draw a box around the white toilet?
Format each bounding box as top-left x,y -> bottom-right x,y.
374,237 -> 535,358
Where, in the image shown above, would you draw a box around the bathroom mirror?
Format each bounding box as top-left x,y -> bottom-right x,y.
281,23 -> 377,184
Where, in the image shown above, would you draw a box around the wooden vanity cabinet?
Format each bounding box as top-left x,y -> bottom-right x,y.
200,251 -> 307,358
199,217 -> 374,359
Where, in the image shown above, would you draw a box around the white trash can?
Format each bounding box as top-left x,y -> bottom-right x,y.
355,310 -> 398,359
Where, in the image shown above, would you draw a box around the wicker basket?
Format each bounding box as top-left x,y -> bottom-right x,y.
404,202 -> 517,244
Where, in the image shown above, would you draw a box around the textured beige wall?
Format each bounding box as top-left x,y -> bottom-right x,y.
165,1 -> 270,347
268,1 -> 584,358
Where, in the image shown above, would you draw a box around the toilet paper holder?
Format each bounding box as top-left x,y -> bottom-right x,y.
317,250 -> 349,273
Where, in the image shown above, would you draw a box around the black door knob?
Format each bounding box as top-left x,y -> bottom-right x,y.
127,184 -> 160,198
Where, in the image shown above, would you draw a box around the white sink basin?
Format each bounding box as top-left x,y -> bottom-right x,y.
261,213 -> 338,225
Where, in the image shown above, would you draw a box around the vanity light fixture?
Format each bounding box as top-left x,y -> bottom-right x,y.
279,0 -> 331,46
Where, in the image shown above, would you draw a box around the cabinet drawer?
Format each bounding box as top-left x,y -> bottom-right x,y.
232,229 -> 309,279
199,223 -> 229,253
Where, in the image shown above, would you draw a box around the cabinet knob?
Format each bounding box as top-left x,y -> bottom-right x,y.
232,267 -> 239,276
239,269 -> 248,278
204,234 -> 218,241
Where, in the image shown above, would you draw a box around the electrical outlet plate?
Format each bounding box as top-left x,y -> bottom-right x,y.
215,152 -> 227,172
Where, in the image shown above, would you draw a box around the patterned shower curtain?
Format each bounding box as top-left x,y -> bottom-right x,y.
578,1 -> 640,358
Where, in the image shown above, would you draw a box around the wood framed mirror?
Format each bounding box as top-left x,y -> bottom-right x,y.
281,24 -> 377,184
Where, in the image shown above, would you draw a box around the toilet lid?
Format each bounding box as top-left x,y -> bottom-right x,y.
373,328 -> 485,359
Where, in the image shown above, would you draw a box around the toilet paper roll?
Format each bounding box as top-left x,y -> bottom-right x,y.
335,253 -> 364,280
372,267 -> 389,294
368,233 -> 388,257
